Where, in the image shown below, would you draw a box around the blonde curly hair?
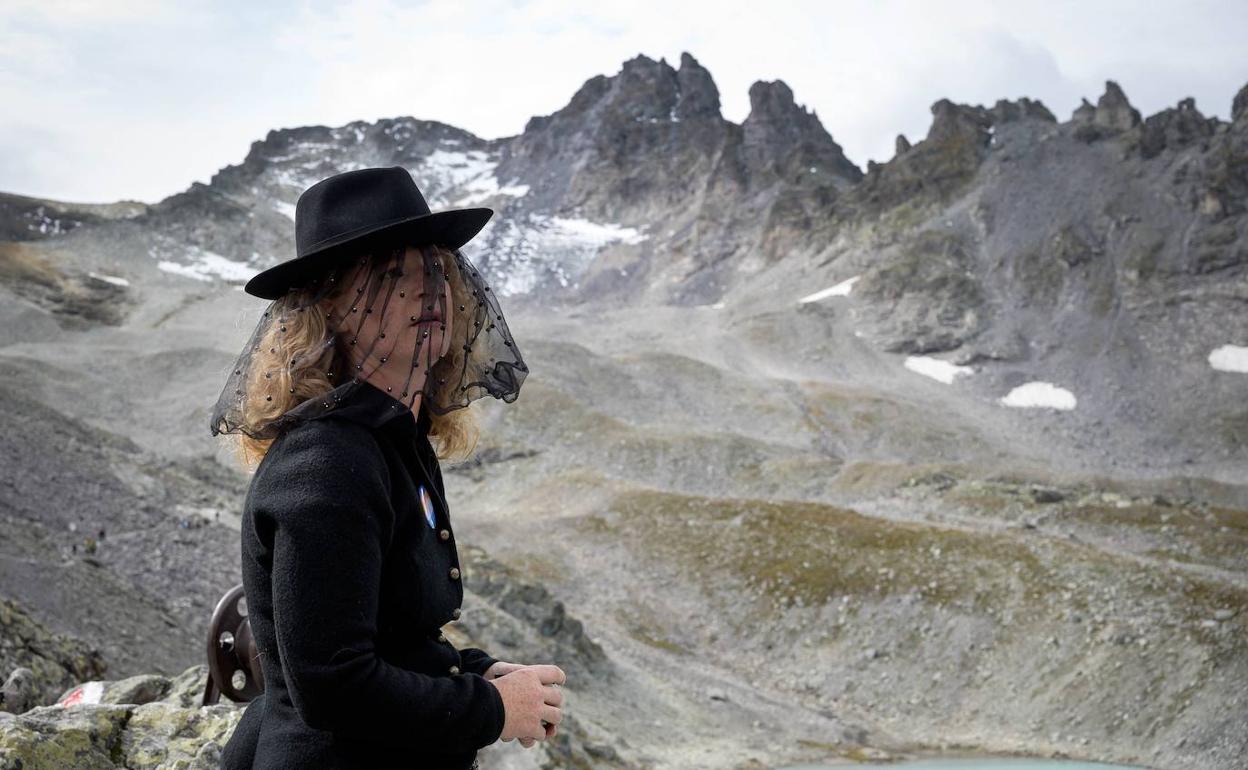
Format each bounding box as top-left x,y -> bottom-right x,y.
222,243 -> 482,471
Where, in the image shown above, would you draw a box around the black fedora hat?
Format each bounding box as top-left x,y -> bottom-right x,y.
243,166 -> 493,300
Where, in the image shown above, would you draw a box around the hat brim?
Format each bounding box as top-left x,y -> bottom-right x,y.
243,207 -> 493,300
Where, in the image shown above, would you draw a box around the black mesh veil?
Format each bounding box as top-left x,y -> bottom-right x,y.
208,241 -> 528,440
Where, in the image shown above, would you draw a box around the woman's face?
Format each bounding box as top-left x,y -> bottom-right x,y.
322,244 -> 455,406
382,244 -> 454,367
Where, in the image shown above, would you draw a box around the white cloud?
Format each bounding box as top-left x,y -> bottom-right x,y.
1,0 -> 172,23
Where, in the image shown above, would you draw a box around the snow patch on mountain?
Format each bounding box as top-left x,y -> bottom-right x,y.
477,212 -> 648,295
152,244 -> 256,283
418,149 -> 530,208
86,271 -> 131,287
999,381 -> 1077,410
271,157 -> 368,194
1209,344 -> 1248,373
905,355 -> 975,384
798,275 -> 860,303
273,201 -> 297,221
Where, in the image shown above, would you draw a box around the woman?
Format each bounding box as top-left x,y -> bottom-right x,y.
210,167 -> 564,769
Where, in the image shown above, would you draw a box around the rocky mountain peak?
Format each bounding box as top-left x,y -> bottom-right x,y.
1072,79 -> 1142,136
1135,95 -> 1220,159
613,53 -> 685,121
925,98 -> 994,144
848,94 -> 1056,224
674,51 -> 721,120
523,51 -> 723,137
989,96 -> 1056,124
926,96 -> 1054,147
1097,80 -> 1142,129
745,79 -> 801,123
742,79 -> 863,185
1232,82 -> 1248,124
1068,80 -> 1234,159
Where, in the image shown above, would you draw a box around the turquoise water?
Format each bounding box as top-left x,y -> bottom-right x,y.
778,760 -> 1147,770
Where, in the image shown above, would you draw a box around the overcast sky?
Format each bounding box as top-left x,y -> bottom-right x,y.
2,0 -> 1245,204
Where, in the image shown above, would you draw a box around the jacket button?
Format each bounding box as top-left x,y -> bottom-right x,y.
448,665 -> 460,675
451,607 -> 462,620
449,567 -> 460,580
439,528 -> 451,541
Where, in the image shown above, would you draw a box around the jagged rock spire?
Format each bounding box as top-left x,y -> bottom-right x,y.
1072,79 -> 1141,139
742,79 -> 863,184
1095,80 -> 1142,131
1232,81 -> 1248,124
674,52 -> 721,120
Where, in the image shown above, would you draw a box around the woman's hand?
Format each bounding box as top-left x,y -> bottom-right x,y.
484,662 -> 564,746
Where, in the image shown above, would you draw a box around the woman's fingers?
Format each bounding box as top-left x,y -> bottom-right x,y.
496,665 -> 565,745
531,664 -> 566,686
539,703 -> 562,727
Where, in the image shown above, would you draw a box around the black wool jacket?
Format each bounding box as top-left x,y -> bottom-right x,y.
218,379 -> 505,770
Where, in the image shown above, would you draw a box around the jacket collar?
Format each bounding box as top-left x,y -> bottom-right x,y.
309,377 -> 431,439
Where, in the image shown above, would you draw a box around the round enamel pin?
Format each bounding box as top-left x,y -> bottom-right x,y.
419,484 -> 437,529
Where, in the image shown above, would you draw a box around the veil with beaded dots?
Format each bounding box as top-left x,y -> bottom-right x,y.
208,240 -> 528,441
